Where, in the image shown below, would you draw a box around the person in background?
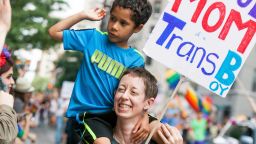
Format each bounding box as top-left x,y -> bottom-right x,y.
13,77 -> 35,113
54,89 -> 69,144
13,77 -> 37,144
0,46 -> 17,143
190,112 -> 207,144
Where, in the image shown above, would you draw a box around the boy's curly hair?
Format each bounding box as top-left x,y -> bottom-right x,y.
110,0 -> 152,27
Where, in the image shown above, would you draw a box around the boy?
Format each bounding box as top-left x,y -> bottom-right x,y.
49,0 -> 152,143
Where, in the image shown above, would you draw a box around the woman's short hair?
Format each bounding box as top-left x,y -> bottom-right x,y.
121,67 -> 158,99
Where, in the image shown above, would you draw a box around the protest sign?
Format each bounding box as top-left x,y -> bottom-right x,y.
143,0 -> 256,97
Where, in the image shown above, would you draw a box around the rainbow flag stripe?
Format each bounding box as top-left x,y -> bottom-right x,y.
165,69 -> 180,89
185,87 -> 200,112
202,96 -> 212,114
185,87 -> 213,114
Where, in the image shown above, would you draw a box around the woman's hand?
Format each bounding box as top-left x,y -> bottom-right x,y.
80,8 -> 106,21
0,0 -> 11,33
25,113 -> 32,123
157,123 -> 183,144
131,114 -> 150,144
0,91 -> 14,108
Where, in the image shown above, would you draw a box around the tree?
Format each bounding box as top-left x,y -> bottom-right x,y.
54,51 -> 83,88
6,0 -> 67,50
32,76 -> 49,92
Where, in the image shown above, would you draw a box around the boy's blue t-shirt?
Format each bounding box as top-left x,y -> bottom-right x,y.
63,28 -> 144,117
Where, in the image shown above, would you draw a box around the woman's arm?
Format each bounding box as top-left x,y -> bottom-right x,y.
0,0 -> 11,53
20,114 -> 32,141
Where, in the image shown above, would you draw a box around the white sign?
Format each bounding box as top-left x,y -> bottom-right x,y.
143,0 -> 256,97
60,81 -> 74,99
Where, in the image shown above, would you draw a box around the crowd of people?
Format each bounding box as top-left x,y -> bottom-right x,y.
161,104 -> 224,144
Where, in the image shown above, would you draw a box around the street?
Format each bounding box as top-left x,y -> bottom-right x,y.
31,125 -> 55,144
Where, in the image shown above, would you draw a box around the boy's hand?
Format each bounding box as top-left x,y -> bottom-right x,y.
82,8 -> 106,21
0,0 -> 11,33
131,114 -> 149,143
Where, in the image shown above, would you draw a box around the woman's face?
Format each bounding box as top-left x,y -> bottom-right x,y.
0,67 -> 14,93
114,74 -> 150,119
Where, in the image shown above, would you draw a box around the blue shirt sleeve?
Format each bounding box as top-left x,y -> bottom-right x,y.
132,57 -> 145,68
63,29 -> 95,52
131,49 -> 145,68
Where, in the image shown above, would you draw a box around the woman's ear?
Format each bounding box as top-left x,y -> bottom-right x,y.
143,98 -> 155,111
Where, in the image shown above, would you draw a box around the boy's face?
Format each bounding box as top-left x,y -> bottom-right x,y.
107,6 -> 143,48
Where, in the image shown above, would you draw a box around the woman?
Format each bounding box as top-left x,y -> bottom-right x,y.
0,47 -> 18,143
0,47 -> 14,92
113,68 -> 183,144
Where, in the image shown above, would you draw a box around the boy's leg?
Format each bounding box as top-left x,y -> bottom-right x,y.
66,119 -> 81,144
78,112 -> 117,144
82,117 -> 113,144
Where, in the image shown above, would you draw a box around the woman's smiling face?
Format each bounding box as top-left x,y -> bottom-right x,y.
114,74 -> 148,119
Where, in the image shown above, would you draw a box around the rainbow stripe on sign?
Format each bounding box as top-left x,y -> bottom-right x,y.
165,69 -> 180,89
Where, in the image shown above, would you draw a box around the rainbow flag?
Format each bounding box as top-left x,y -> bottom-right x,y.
165,69 -> 180,89
185,87 -> 213,114
201,96 -> 212,114
185,87 -> 200,112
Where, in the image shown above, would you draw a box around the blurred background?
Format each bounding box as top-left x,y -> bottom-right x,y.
7,0 -> 256,144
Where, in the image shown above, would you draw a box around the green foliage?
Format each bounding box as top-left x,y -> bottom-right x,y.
54,51 -> 83,88
32,76 -> 49,92
6,0 -> 67,50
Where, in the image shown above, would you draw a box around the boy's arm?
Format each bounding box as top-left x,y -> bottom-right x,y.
131,113 -> 150,143
0,0 -> 11,53
150,121 -> 183,144
48,8 -> 106,41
